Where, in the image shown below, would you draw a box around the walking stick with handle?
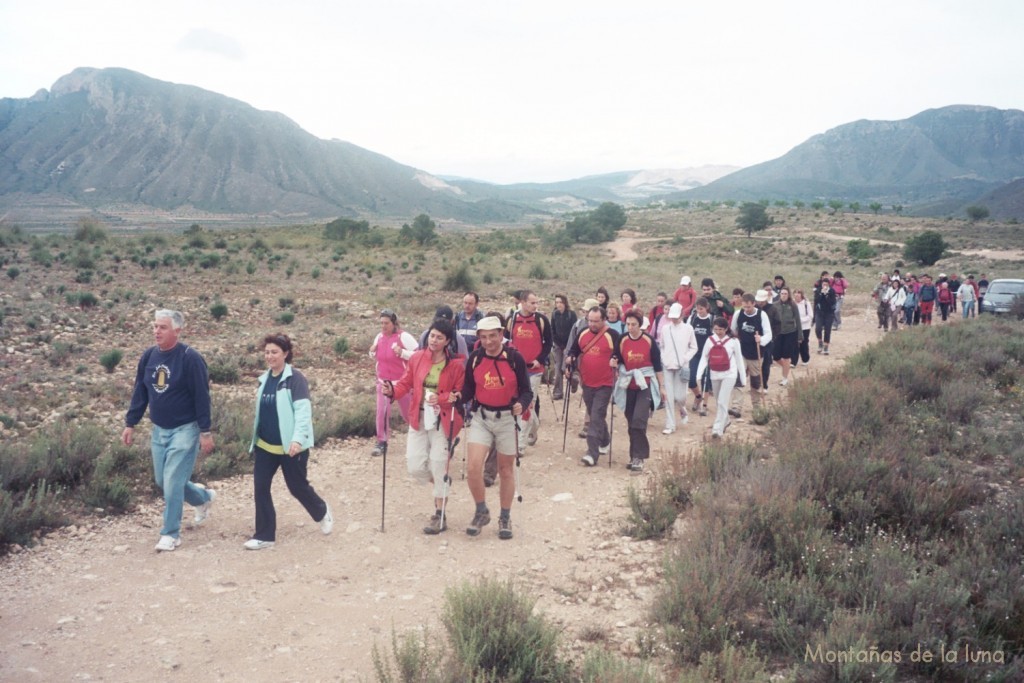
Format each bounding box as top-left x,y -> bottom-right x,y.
380,381 -> 394,532
440,403 -> 459,530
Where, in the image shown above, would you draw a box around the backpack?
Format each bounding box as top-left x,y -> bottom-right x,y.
708,336 -> 731,372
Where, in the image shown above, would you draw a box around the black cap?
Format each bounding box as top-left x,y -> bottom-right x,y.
434,305 -> 454,321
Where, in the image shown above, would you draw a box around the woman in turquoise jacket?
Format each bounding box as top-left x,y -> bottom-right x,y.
244,333 -> 332,550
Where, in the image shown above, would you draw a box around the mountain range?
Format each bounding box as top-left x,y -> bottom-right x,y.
1,67 -> 1023,226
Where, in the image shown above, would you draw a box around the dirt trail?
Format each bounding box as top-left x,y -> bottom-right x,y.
0,296 -> 884,682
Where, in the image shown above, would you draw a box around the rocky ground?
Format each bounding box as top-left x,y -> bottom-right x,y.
0,289 -> 885,682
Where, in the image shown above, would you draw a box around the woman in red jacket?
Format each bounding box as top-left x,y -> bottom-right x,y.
382,320 -> 465,535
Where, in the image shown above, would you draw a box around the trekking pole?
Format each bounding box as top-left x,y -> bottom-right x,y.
440,403 -> 459,530
608,401 -> 614,469
513,415 -> 523,503
380,383 -> 393,532
561,363 -> 573,452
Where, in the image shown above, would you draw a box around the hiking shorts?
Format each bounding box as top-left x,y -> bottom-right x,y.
468,407 -> 519,455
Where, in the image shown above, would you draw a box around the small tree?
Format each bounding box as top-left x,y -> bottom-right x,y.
848,201 -> 861,213
869,202 -> 883,215
811,201 -> 825,211
892,204 -> 904,215
736,202 -> 772,237
903,230 -> 949,266
965,205 -> 990,222
827,200 -> 845,214
846,239 -> 876,260
6,266 -> 19,280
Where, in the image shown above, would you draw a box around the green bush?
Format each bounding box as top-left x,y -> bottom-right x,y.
0,483 -> 63,548
442,577 -> 567,682
442,263 -> 476,292
278,297 -> 294,309
371,627 -> 455,683
528,263 -> 549,280
579,649 -> 658,683
48,341 -> 76,367
333,337 -> 350,356
623,477 -> 678,540
846,238 -> 876,260
73,218 -> 108,243
6,266 -> 19,280
314,396 -> 375,439
209,303 -> 229,320
198,398 -> 253,480
65,291 -> 99,309
277,311 -> 295,325
0,424 -> 105,493
207,357 -> 241,384
99,349 -> 124,373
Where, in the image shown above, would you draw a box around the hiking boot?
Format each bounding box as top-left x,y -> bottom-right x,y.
423,510 -> 447,535
370,441 -> 387,457
817,342 -> 823,354
319,503 -> 334,535
498,516 -> 513,540
578,427 -> 588,439
551,392 -> 563,401
483,476 -> 495,488
527,422 -> 538,447
699,404 -> 708,417
570,374 -> 580,393
627,458 -> 644,473
728,408 -> 741,418
580,454 -> 596,467
194,489 -> 216,525
691,395 -> 702,412
466,509 -> 491,536
823,345 -> 830,356
155,535 -> 181,552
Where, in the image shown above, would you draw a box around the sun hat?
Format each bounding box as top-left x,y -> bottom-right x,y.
476,316 -> 502,332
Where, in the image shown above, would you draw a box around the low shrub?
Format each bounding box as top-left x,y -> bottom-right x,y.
209,303 -> 229,320
442,263 -> 475,292
0,483 -> 63,547
371,627 -> 455,683
207,357 -> 241,384
314,396 -> 376,439
277,311 -> 295,325
579,649 -> 658,683
623,477 -> 678,540
333,338 -> 350,357
442,577 -> 567,681
99,349 -> 123,373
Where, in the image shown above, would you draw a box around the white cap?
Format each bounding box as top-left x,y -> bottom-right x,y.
640,316 -> 650,330
476,316 -> 502,332
755,289 -> 770,303
668,302 -> 684,318
679,275 -> 691,286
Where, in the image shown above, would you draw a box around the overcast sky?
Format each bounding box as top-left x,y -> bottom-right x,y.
2,1 -> 1022,184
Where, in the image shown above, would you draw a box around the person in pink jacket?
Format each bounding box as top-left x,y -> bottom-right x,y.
368,309 -> 418,458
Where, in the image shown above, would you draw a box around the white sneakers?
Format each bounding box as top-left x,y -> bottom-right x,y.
598,444 -> 609,455
662,427 -> 674,435
319,503 -> 334,535
243,539 -> 275,550
580,454 -> 596,467
155,535 -> 181,552
194,489 -> 216,525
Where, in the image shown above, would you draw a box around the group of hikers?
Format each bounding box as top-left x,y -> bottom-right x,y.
368,271 -> 850,540
871,270 -> 987,330
122,271 -> 857,550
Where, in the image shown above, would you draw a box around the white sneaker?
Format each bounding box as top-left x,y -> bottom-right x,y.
155,535 -> 181,552
597,444 -> 609,455
194,489 -> 216,525
319,503 -> 334,535
580,454 -> 596,467
780,378 -> 789,387
662,427 -> 674,435
243,539 -> 275,550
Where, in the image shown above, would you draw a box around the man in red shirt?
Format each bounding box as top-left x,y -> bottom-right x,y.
458,317 -> 532,540
566,306 -> 620,467
504,290 -> 552,449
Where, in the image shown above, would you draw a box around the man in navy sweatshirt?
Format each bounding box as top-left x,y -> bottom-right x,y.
122,309 -> 216,552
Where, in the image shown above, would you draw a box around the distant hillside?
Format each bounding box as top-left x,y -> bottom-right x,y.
973,178 -> 1024,221
679,105 -> 1024,216
448,166 -> 739,210
0,67 -> 527,224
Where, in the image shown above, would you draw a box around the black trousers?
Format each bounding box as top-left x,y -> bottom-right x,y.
253,446 -> 327,542
625,387 -> 652,461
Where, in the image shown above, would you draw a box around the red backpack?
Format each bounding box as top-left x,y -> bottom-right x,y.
708,336 -> 731,372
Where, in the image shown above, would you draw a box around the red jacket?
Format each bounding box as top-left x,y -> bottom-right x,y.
390,349 -> 465,438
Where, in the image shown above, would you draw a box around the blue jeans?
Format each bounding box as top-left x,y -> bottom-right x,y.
151,422 -> 211,538
962,301 -> 975,319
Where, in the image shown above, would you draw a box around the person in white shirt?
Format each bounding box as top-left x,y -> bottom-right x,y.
658,303 -> 698,434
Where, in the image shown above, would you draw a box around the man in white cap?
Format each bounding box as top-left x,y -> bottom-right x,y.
658,303 -> 698,434
673,276 -> 697,318
456,316 -> 533,539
